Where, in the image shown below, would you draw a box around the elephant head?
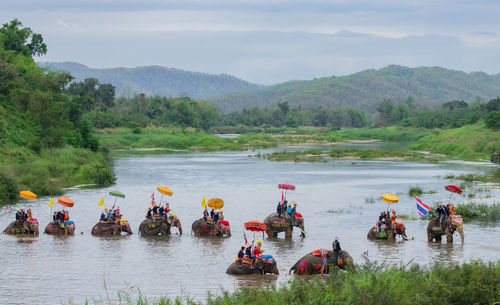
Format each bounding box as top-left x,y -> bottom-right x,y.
293,216 -> 305,237
168,216 -> 182,235
28,221 -> 39,235
262,259 -> 279,274
121,222 -> 133,234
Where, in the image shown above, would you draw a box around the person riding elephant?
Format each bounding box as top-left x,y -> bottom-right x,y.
45,220 -> 75,235
91,219 -> 133,236
3,219 -> 39,235
139,213 -> 182,235
263,212 -> 305,238
367,211 -> 408,241
427,214 -> 464,243
226,255 -> 279,275
191,218 -> 231,236
289,247 -> 354,275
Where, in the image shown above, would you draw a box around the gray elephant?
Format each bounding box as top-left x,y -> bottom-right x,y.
427,215 -> 464,243
289,249 -> 353,275
92,221 -> 133,236
226,255 -> 279,275
3,220 -> 39,235
139,215 -> 182,236
191,218 -> 231,237
263,213 -> 305,238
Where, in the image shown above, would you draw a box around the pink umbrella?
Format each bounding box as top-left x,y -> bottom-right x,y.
278,182 -> 295,202
278,182 -> 295,191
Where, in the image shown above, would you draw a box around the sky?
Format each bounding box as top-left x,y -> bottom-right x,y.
1,0 -> 500,85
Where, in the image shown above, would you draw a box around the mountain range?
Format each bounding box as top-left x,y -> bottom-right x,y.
39,62 -> 263,100
40,62 -> 500,114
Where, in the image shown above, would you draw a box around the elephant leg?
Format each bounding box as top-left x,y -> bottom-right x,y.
285,227 -> 292,238
266,230 -> 274,238
446,233 -> 453,243
435,234 -> 442,241
427,231 -> 433,242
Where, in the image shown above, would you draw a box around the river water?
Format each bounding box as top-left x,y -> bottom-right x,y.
1,145 -> 499,304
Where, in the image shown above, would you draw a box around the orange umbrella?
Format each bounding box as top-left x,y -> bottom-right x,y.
20,191 -> 37,200
244,220 -> 267,240
58,197 -> 75,208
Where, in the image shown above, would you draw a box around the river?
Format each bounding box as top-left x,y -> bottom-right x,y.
1,145 -> 499,304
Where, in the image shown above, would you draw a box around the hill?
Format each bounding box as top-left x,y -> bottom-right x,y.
39,62 -> 263,99
209,65 -> 500,113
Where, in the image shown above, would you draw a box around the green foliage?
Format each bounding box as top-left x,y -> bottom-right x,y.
410,123 -> 500,160
454,203 -> 500,222
486,111 -> 500,129
409,186 -> 423,196
0,172 -> 18,204
0,19 -> 47,57
70,260 -> 500,305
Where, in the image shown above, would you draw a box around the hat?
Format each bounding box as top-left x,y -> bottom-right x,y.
171,213 -> 176,217
335,236 -> 339,241
293,202 -> 297,206
257,240 -> 262,244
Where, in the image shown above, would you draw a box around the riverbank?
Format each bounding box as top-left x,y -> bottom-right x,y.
71,260 -> 500,305
0,146 -> 115,205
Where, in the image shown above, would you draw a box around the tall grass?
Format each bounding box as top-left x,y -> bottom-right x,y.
71,260 -> 500,305
455,203 -> 500,222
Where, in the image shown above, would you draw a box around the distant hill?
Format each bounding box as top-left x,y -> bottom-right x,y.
39,62 -> 263,99
209,65 -> 500,113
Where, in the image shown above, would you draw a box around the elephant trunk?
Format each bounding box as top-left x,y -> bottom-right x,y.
457,226 -> 464,244
289,265 -> 296,274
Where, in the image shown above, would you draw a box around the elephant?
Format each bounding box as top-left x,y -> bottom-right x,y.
367,221 -> 408,241
91,221 -> 133,236
263,213 -> 305,238
427,215 -> 464,243
191,218 -> 231,237
139,215 -> 182,236
289,249 -> 354,275
3,220 -> 39,235
44,221 -> 75,235
226,255 -> 279,275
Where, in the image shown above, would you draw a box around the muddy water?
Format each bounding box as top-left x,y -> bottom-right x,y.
1,146 -> 499,304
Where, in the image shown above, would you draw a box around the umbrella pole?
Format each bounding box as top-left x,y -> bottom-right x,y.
448,192 -> 452,205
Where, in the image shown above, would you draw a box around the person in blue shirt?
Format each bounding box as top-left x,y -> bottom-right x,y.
100,211 -> 107,222
237,246 -> 245,266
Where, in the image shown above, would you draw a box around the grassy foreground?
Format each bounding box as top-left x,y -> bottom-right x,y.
77,260 -> 500,305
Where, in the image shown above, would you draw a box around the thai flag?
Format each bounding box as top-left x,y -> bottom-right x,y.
151,193 -> 155,201
3,206 -> 12,212
415,195 -> 430,216
243,232 -> 248,245
281,190 -> 284,203
363,250 -> 368,257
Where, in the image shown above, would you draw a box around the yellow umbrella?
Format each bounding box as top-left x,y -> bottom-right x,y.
208,198 -> 224,210
20,191 -> 37,200
382,193 -> 399,210
157,186 -> 173,196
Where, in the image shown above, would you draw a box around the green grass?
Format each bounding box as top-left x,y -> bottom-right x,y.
410,123 -> 500,161
409,186 -> 423,196
70,260 -> 500,305
0,146 -> 115,205
454,203 -> 500,222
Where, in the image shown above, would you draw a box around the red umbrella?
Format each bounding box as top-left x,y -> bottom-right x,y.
444,185 -> 462,194
244,220 -> 267,232
244,220 -> 267,239
444,185 -> 462,204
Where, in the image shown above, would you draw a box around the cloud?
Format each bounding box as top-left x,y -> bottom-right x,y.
2,0 -> 500,84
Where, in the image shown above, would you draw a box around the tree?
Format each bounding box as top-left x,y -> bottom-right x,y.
0,19 -> 47,57
485,111 -> 500,130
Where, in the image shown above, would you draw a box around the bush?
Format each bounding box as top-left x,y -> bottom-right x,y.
0,172 -> 18,204
409,186 -> 423,196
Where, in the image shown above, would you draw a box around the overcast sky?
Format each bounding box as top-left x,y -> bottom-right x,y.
2,0 -> 500,84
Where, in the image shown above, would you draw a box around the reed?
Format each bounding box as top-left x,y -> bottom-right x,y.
74,260 -> 500,305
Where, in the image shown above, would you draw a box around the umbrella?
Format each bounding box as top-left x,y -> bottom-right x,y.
208,198 -> 224,210
109,190 -> 126,206
445,185 -> 462,204
381,193 -> 399,211
20,191 -> 37,200
278,182 -> 296,191
58,197 -> 74,208
278,182 -> 295,202
156,186 -> 173,206
244,220 -> 267,239
157,186 -> 173,196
